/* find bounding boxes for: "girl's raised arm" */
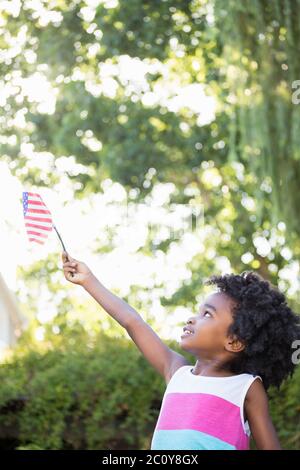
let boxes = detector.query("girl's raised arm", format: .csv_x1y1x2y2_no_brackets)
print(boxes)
62,252,188,383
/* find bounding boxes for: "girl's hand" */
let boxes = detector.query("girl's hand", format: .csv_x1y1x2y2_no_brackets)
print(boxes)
62,251,93,286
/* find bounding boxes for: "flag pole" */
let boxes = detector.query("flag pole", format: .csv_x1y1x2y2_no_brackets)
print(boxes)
53,225,74,277
53,225,67,252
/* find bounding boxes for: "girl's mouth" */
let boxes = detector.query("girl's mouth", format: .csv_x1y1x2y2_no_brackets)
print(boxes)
181,327,194,339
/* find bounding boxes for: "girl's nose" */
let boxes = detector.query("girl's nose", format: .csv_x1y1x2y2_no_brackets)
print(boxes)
187,317,195,325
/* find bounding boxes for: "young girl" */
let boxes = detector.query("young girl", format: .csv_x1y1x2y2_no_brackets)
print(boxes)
62,252,300,450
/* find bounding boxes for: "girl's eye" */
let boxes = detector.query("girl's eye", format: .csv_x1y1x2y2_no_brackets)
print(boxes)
203,311,212,318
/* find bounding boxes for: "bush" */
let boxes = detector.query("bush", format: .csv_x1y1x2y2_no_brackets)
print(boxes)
268,366,300,449
0,325,299,449
0,329,166,450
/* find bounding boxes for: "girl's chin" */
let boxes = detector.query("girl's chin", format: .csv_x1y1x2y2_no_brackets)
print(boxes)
179,338,191,350
180,333,195,342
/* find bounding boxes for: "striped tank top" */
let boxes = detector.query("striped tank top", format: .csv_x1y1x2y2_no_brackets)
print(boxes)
151,365,261,450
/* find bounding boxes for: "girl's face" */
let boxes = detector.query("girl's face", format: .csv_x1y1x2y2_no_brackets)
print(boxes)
180,292,237,357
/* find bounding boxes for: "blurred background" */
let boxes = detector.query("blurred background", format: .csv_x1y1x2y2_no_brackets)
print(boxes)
0,0,300,449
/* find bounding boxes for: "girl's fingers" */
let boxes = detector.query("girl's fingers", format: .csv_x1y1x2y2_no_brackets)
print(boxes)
63,268,76,276
63,261,77,268
62,251,77,263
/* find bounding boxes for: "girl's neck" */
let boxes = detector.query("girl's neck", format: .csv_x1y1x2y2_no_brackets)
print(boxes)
192,359,234,377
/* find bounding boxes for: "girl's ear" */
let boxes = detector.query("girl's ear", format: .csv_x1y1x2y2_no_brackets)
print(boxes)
225,335,245,353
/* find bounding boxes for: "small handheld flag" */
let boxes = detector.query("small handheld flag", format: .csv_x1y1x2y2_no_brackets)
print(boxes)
22,191,74,275
22,192,53,245
22,191,70,255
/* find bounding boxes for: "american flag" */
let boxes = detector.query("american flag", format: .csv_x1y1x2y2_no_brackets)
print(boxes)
22,192,53,245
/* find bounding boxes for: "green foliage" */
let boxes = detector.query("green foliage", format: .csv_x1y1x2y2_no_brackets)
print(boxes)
214,0,300,236
268,366,300,449
0,326,167,450
0,325,299,449
2,0,300,242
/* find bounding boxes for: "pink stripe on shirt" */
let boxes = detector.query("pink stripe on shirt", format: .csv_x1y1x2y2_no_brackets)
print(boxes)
156,392,248,450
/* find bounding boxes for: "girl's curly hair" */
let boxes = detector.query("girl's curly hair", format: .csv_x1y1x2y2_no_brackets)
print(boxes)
206,272,300,390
